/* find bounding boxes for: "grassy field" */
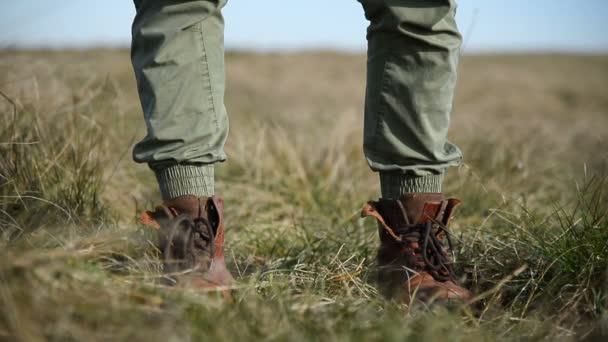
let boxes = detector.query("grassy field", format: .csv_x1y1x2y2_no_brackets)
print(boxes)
0,50,607,341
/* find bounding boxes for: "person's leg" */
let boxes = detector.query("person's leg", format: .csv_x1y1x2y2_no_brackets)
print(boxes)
359,0,472,303
359,0,462,198
131,0,233,293
131,0,228,201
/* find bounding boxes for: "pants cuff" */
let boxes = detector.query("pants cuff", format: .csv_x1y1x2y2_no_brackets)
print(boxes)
154,164,214,200
379,173,443,199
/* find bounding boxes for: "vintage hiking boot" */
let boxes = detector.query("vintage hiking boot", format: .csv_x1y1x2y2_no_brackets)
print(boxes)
361,193,472,304
139,195,234,299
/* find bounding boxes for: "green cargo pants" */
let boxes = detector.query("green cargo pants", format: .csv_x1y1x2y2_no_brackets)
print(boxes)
131,0,462,200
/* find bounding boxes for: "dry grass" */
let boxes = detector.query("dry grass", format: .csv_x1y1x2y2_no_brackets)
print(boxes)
0,49,607,341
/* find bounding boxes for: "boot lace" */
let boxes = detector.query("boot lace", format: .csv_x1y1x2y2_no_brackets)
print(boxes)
192,217,215,258
395,201,456,282
162,215,216,262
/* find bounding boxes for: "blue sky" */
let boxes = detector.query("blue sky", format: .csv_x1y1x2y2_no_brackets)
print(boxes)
1,0,607,52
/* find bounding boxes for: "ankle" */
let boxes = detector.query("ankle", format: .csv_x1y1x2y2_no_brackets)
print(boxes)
153,163,214,200
379,173,443,199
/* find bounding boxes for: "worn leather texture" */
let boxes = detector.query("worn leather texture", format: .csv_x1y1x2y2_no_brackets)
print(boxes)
140,195,234,299
361,193,472,303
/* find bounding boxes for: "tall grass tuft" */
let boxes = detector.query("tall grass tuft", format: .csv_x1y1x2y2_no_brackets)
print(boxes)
460,177,608,333
0,91,110,241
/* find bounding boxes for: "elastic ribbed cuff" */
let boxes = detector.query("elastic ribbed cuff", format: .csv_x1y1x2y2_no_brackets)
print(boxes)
154,164,214,200
379,173,443,199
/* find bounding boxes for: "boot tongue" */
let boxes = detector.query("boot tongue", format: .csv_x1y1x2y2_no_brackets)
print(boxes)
163,195,208,219
401,193,445,225
378,193,445,228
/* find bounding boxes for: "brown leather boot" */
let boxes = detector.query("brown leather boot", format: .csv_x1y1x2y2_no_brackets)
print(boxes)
139,195,234,299
361,193,472,304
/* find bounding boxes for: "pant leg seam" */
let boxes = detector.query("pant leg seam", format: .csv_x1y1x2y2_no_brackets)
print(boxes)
196,21,220,136
367,43,393,155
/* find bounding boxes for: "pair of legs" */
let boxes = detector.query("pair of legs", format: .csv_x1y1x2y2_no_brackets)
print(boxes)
132,0,471,302
131,0,462,199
